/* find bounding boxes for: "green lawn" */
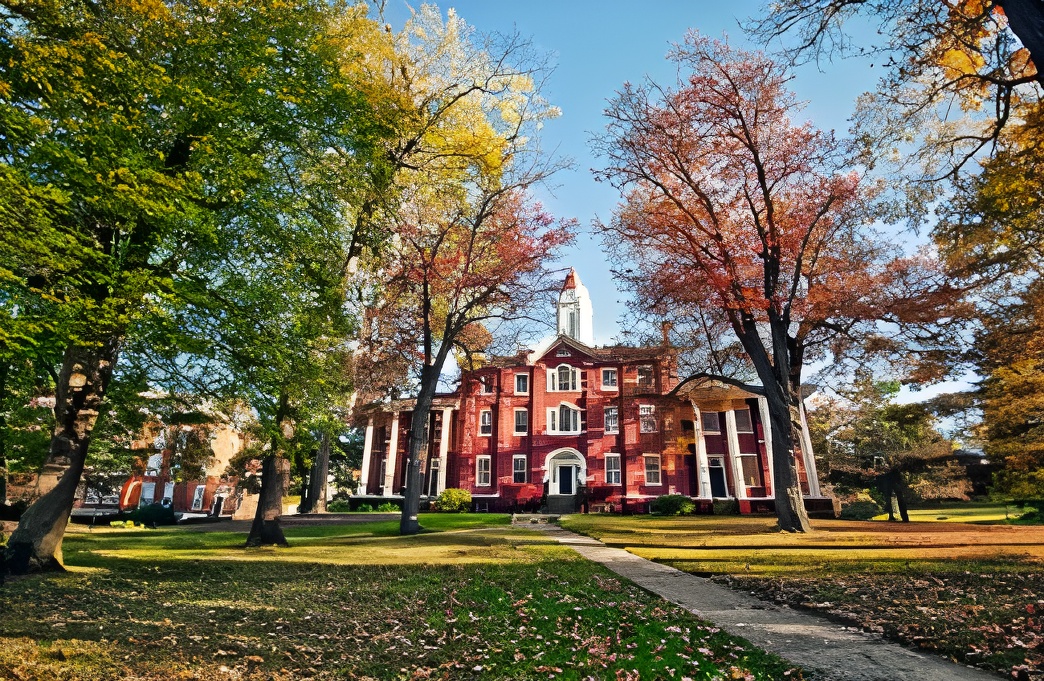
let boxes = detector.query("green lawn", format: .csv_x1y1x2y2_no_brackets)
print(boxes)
559,512,1044,679
1,514,800,680
870,501,1039,524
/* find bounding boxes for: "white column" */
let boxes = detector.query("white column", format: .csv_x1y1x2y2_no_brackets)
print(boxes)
437,407,452,494
358,416,374,495
798,398,822,496
384,412,400,494
757,397,775,493
724,409,746,499
690,401,712,499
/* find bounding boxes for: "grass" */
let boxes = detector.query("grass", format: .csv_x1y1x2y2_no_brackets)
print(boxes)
560,512,1044,678
1,514,801,680
869,500,1040,524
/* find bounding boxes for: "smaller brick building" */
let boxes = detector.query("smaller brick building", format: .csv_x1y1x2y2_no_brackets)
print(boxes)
356,270,832,515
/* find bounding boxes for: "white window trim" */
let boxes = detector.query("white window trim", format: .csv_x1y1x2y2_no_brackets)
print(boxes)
515,373,529,395
547,364,578,392
479,375,493,394
605,453,621,485
734,408,754,433
637,364,655,388
604,406,619,434
476,455,491,487
512,455,527,484
643,454,662,486
546,402,582,435
601,368,618,390
702,411,721,433
513,408,529,435
479,409,493,437
639,404,657,434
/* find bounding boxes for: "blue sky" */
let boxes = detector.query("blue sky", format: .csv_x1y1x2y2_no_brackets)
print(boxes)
384,1,875,344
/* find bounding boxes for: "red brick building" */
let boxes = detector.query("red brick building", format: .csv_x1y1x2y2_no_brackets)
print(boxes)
356,270,832,515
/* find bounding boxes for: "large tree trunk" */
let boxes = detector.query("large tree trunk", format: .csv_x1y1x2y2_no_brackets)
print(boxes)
307,431,331,514
245,454,289,547
400,365,438,536
0,360,8,506
763,385,813,532
5,342,118,573
734,315,812,533
998,0,1044,87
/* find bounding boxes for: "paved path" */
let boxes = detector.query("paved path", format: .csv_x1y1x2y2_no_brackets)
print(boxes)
523,522,999,681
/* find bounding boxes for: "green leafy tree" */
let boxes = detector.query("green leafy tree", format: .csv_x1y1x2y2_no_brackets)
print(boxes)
811,376,967,521
1,0,392,571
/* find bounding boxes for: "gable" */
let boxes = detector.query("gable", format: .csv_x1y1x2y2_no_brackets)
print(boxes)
533,335,597,365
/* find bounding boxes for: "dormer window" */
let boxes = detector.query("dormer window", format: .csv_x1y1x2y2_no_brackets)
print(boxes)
637,365,655,389
548,364,578,392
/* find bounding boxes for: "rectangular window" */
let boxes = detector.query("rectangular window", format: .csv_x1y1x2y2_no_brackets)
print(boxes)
644,454,661,486
734,409,754,433
513,455,527,484
480,409,492,436
476,456,491,486
547,405,580,434
602,368,618,389
740,455,762,487
639,405,656,433
515,373,529,395
637,365,654,389
479,375,493,394
604,406,619,434
514,408,529,435
605,454,621,485
702,411,720,433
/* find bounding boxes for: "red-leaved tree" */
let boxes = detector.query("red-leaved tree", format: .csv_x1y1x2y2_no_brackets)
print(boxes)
360,182,573,535
594,34,959,532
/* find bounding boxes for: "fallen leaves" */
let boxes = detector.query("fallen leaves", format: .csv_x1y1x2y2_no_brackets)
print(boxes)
716,567,1044,679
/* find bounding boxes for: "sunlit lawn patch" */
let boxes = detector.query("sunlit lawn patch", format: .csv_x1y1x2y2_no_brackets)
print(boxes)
1,514,799,680
560,512,1044,678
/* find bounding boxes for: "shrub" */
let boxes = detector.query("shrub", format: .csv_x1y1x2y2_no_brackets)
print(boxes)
435,488,471,513
355,503,374,513
650,494,696,516
327,499,351,513
712,499,739,516
840,499,883,521
376,502,399,512
125,503,177,526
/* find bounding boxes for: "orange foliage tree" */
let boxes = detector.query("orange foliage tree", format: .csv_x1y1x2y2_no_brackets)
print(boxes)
595,35,959,532
362,185,573,534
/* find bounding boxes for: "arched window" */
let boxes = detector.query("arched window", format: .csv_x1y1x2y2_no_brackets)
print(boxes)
548,364,578,391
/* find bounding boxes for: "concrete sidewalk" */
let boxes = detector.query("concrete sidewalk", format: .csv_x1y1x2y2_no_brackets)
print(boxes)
525,522,999,681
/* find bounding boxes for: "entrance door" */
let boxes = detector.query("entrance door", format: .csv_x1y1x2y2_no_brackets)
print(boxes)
557,465,575,495
685,448,697,496
708,457,728,498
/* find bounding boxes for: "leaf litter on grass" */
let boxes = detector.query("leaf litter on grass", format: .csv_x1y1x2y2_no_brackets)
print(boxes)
714,566,1044,680
0,520,802,680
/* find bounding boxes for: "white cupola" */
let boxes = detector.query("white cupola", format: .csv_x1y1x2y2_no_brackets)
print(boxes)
557,268,594,345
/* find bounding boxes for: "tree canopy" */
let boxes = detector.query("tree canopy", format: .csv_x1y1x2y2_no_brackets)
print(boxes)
595,34,961,531
1,0,397,569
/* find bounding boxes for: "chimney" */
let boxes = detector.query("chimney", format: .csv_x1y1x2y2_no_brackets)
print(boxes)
661,321,673,346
